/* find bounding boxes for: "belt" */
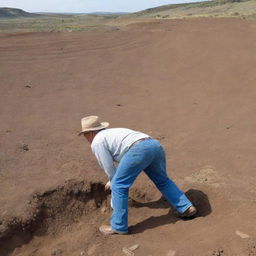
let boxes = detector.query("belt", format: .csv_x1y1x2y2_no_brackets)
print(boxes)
129,137,151,149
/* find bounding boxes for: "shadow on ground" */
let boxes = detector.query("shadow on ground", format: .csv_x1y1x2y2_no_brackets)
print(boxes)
130,189,211,234
185,189,212,217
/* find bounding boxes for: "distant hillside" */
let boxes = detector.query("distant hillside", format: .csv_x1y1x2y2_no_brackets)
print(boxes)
1,0,256,32
136,0,248,14
128,0,256,19
88,12,129,15
0,7,40,18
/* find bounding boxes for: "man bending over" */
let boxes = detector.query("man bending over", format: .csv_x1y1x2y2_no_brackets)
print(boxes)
79,115,196,235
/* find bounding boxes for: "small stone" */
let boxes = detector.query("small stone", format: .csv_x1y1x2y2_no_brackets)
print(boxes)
100,206,107,214
156,135,165,141
80,251,86,256
128,244,139,251
211,248,224,256
22,144,29,151
25,85,32,88
18,144,30,152
122,247,134,256
51,249,63,256
166,250,176,256
235,230,250,239
116,104,122,107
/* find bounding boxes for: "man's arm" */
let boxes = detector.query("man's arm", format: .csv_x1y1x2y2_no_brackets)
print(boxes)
92,142,116,182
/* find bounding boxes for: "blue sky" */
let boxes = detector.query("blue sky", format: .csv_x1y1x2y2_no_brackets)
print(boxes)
0,0,204,13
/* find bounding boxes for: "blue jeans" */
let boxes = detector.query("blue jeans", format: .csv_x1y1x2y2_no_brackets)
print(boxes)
110,139,192,232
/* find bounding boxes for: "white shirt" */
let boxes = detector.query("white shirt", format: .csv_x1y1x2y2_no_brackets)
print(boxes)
91,128,150,181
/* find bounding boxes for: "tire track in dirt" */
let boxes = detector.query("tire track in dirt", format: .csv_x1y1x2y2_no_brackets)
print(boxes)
0,32,156,63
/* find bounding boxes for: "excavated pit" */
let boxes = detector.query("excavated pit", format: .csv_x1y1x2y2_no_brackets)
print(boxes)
0,177,211,256
0,180,110,256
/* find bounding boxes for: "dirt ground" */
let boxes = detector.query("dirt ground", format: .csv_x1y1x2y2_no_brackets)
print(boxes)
0,18,256,256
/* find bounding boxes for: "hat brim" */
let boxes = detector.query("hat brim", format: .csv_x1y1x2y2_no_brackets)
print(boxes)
78,122,109,136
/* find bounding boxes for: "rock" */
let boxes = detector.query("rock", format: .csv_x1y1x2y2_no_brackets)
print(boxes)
128,244,139,251
122,247,134,256
22,144,29,151
156,135,165,141
18,144,29,152
235,230,250,239
51,249,63,256
100,206,107,214
166,250,176,256
211,248,224,256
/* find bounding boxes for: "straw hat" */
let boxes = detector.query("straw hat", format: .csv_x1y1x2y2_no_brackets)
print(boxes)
78,116,109,136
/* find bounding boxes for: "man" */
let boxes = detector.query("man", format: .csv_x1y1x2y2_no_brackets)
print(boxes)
79,115,196,235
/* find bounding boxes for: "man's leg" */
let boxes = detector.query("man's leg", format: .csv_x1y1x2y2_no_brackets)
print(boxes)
144,141,193,214
110,140,155,232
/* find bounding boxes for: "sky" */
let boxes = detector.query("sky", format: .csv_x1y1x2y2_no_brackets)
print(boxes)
0,0,204,13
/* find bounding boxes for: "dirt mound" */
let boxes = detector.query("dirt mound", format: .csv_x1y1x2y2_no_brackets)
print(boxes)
0,180,109,256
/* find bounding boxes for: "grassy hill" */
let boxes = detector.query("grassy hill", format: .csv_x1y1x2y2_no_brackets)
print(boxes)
0,7,40,18
0,1,256,32
130,0,256,19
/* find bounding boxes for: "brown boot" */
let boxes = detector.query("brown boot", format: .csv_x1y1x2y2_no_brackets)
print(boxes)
99,225,128,235
175,205,197,218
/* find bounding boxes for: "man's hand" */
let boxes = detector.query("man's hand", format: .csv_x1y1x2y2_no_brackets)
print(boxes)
105,181,111,191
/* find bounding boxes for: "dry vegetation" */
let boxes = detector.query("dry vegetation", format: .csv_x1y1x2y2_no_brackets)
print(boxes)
1,0,256,33
0,14,119,33
132,0,256,19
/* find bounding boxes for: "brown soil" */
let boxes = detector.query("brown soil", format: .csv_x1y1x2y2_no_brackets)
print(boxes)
0,18,256,256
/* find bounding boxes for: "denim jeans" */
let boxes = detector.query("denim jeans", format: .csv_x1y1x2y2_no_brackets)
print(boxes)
110,139,192,232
